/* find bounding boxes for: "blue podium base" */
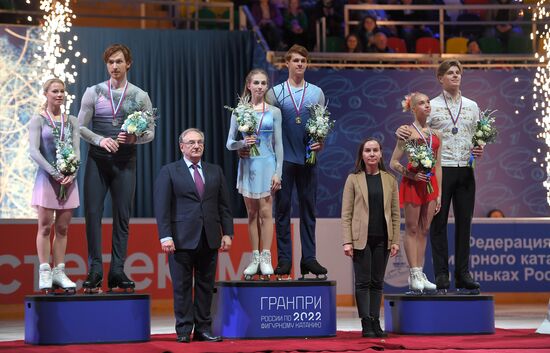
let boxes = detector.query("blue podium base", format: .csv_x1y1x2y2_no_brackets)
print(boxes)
384,294,495,334
25,293,150,345
213,280,336,338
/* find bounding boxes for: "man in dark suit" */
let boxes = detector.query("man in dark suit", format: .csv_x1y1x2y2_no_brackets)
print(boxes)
154,128,233,343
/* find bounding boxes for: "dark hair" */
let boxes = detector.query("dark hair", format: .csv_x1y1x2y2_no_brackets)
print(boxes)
487,209,505,218
241,68,269,98
285,44,309,62
345,33,363,52
437,59,463,79
353,137,386,174
103,44,132,66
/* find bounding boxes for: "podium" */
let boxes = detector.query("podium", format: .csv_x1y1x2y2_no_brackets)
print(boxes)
384,294,495,334
25,293,150,345
213,280,336,338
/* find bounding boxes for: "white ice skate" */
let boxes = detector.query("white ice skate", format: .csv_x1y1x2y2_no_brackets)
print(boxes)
243,251,260,280
39,263,52,292
52,263,76,294
419,272,437,292
259,250,274,279
407,271,424,294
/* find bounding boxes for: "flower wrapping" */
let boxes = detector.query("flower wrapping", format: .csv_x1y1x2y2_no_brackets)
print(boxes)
54,138,80,202
404,140,436,193
469,109,498,168
225,95,260,156
121,109,158,137
304,103,335,165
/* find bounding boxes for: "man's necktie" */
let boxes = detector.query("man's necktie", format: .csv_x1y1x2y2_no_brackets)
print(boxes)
191,164,204,198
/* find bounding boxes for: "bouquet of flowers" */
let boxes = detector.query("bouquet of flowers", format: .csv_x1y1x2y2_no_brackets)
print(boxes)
54,140,80,201
225,95,260,157
121,108,158,137
404,140,436,194
305,103,335,165
469,109,498,167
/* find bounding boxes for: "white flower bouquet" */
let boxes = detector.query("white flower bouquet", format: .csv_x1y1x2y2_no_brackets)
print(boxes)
404,140,436,193
225,95,260,156
121,109,158,137
305,103,335,165
469,109,498,167
54,140,80,201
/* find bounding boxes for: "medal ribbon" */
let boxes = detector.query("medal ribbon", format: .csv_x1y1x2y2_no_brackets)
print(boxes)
45,110,65,141
443,93,462,130
411,123,432,150
107,79,129,123
286,80,306,118
255,101,266,135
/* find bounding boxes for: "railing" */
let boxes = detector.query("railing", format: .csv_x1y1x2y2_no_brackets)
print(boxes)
0,0,234,30
343,3,541,54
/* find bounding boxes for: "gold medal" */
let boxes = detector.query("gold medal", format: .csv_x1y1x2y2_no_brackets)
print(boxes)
296,116,301,124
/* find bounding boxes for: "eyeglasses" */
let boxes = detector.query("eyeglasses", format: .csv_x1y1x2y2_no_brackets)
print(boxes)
182,140,204,146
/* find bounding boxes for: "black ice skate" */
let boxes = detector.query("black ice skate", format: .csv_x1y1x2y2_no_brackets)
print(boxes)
299,259,327,280
108,272,135,293
274,261,292,281
435,274,450,295
455,273,480,295
83,272,103,294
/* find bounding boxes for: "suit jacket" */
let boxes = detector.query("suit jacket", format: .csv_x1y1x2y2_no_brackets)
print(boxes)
341,170,400,250
154,159,233,250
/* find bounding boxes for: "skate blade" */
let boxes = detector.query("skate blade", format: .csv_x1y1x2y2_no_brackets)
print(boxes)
455,288,480,295
276,275,292,281
405,290,424,296
107,287,135,294
298,274,328,281
40,288,53,295
51,285,77,295
83,287,103,294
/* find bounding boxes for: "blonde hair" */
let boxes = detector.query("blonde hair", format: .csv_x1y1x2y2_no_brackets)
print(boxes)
41,78,65,110
401,92,428,113
241,68,269,98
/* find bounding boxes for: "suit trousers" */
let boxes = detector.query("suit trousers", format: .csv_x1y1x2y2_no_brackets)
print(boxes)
352,236,389,319
169,233,218,336
84,152,136,275
430,166,476,278
275,161,318,264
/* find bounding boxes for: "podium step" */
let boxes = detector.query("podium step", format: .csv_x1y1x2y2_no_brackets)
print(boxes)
25,293,150,344
384,294,495,334
213,280,336,338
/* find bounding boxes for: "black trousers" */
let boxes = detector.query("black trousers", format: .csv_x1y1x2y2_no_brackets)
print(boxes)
169,234,218,336
84,152,136,275
275,161,318,264
430,166,476,278
353,237,389,319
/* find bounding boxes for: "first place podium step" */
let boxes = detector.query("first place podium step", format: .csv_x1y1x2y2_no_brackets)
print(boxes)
25,293,150,345
213,280,337,339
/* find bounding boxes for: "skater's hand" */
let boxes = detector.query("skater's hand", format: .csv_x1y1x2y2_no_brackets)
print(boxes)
271,174,281,193
396,125,411,140
343,243,353,258
472,145,484,158
435,196,441,215
220,235,232,251
100,137,119,153
244,135,257,146
117,132,137,144
310,142,324,152
60,174,75,185
161,239,176,254
238,147,250,159
390,244,399,257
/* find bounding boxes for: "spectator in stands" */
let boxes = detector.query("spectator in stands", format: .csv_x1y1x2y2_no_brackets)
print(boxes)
388,0,433,53
485,0,523,51
250,0,285,50
367,32,394,53
357,15,382,51
284,0,309,48
345,33,363,53
311,0,344,40
487,209,505,218
467,39,482,54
